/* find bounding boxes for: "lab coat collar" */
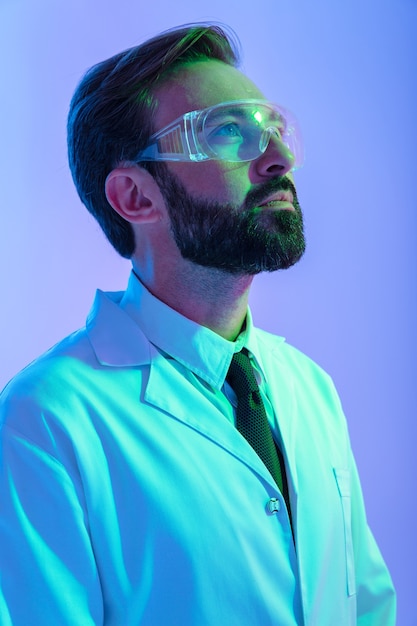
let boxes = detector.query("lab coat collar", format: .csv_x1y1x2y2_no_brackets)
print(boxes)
86,271,286,390
86,288,152,367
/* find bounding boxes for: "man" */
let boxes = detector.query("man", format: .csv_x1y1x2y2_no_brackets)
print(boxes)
0,24,395,625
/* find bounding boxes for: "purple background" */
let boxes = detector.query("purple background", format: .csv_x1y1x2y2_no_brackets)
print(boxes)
1,0,415,622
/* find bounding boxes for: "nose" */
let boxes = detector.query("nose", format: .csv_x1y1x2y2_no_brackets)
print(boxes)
252,128,295,178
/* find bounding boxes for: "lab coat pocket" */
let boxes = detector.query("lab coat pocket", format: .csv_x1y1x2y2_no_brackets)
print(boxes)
333,467,356,597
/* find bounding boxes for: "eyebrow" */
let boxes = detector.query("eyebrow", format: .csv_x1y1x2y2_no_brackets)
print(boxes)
207,106,251,122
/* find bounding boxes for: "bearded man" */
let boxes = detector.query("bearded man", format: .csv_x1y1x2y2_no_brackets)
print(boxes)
0,23,395,626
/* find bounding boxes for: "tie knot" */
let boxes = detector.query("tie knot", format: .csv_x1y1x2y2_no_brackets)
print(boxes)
226,349,258,396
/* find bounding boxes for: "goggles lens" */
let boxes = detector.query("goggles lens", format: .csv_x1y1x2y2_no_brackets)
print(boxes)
136,100,303,168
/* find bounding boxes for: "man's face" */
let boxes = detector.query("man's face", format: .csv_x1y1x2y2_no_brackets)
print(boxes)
150,60,305,274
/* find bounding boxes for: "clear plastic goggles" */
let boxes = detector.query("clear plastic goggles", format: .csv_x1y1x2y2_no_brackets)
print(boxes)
135,99,304,168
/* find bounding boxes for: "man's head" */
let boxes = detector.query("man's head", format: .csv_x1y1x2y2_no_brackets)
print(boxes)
68,24,305,273
67,24,240,259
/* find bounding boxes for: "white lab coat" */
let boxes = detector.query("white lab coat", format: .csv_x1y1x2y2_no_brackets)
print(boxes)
0,285,395,625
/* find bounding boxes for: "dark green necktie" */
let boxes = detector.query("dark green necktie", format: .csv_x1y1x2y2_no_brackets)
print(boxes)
227,349,290,511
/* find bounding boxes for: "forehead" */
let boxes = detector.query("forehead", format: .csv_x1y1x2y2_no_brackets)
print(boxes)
153,59,266,128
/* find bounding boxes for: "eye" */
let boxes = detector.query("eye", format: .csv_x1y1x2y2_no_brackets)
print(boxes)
209,122,243,140
277,117,287,136
265,111,286,136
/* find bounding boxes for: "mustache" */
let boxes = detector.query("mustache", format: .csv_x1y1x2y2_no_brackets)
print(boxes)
243,176,297,211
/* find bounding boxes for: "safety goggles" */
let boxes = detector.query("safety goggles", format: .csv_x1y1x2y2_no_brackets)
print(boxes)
134,99,304,168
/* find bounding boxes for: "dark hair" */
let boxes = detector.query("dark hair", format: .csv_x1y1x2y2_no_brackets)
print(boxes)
67,23,241,258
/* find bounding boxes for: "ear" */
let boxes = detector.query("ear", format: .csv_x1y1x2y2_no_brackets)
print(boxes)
105,166,164,224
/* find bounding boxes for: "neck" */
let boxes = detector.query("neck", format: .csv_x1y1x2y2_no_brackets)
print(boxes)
132,260,254,341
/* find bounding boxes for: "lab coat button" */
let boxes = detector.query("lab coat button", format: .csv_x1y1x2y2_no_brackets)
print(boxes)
266,498,281,514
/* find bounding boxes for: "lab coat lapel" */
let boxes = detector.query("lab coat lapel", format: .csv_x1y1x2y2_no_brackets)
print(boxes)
87,290,284,491
255,338,301,508
145,351,280,491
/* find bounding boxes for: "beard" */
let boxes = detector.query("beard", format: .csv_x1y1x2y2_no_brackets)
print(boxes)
151,164,306,275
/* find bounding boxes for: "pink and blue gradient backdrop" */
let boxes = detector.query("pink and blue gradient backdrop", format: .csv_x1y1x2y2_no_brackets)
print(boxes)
1,0,415,622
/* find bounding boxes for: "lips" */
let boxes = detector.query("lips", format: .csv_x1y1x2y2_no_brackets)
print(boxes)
259,190,294,206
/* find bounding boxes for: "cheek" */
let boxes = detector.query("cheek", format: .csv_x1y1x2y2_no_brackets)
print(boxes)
167,162,251,204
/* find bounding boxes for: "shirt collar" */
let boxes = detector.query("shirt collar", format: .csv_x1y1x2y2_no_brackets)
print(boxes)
119,271,261,389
